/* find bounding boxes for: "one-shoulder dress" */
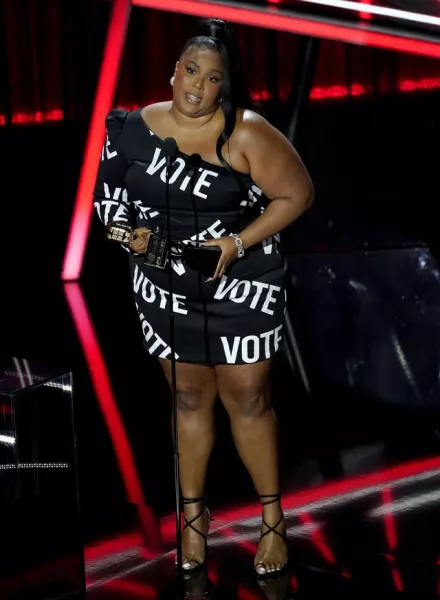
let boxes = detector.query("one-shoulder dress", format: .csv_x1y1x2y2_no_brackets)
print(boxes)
93,108,286,365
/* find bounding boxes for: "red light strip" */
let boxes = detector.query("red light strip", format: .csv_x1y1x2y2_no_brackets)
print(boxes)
299,512,337,564
381,488,404,592
61,0,132,281
209,567,219,584
132,0,440,59
63,282,162,553
9,109,63,124
290,574,299,591
85,532,142,562
386,554,404,591
221,526,258,554
0,75,438,131
190,456,440,530
0,110,64,126
298,0,440,28
381,488,397,551
310,82,365,99
399,77,440,92
359,0,372,21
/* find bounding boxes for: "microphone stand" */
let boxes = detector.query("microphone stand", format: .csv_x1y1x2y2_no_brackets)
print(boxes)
164,148,182,576
187,155,211,364
106,140,183,579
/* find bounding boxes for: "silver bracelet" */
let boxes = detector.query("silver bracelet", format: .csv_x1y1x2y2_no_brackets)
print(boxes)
231,233,245,258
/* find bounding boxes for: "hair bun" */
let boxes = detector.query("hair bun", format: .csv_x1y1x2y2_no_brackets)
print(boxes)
192,18,238,48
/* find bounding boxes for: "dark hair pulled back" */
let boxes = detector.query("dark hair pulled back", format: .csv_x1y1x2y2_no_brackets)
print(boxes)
181,18,252,168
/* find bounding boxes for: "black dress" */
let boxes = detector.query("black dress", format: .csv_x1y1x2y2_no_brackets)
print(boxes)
93,108,285,364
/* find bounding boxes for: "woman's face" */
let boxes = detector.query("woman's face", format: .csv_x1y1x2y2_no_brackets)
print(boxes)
173,47,224,118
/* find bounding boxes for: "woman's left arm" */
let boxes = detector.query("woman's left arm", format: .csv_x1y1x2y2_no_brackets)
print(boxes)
237,118,313,249
204,117,314,279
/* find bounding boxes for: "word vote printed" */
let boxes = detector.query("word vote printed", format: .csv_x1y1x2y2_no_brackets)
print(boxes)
101,133,118,161
221,325,283,364
146,148,219,198
136,304,179,360
214,275,281,316
133,264,187,315
94,184,129,226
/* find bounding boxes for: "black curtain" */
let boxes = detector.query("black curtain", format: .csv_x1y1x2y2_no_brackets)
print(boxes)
0,0,108,124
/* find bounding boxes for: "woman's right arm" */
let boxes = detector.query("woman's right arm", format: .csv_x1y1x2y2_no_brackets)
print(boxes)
93,109,150,254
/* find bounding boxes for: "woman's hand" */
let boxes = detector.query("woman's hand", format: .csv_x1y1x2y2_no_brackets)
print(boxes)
128,227,151,254
203,236,239,280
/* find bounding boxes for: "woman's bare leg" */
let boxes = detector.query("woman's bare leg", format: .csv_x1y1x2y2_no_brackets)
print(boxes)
159,359,218,570
215,360,286,575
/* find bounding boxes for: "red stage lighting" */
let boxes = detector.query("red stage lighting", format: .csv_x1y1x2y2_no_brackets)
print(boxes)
132,0,440,59
381,488,404,592
62,0,132,281
64,281,162,554
359,0,372,20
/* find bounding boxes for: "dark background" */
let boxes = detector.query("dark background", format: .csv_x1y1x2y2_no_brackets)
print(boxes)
1,0,440,551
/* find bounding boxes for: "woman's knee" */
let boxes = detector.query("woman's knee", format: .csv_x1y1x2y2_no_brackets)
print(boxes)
159,359,217,413
220,381,271,417
176,386,216,413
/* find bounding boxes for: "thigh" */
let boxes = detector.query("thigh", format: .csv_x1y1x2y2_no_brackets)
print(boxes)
159,359,218,409
215,359,273,403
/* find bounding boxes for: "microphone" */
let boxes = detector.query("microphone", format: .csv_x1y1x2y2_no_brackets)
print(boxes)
186,153,202,179
163,137,178,168
162,137,179,249
163,137,178,249
186,154,202,243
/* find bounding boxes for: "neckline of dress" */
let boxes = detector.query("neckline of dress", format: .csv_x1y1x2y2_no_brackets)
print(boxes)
135,108,251,178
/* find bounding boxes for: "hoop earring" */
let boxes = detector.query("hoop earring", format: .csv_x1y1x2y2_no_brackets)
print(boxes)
170,76,175,86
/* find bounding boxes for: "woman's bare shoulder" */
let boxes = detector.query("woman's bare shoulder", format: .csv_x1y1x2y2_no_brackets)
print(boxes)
234,108,281,143
236,107,267,125
140,101,172,122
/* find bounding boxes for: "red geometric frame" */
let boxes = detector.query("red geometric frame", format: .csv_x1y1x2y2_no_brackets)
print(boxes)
62,0,132,281
61,0,440,281
64,281,163,554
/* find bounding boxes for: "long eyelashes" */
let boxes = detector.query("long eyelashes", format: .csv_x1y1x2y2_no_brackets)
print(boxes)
185,68,221,84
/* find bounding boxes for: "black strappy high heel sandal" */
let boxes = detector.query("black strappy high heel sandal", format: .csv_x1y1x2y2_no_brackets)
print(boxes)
182,566,214,597
254,493,288,579
177,496,210,574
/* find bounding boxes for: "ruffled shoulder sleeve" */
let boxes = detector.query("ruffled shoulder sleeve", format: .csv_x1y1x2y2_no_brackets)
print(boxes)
104,108,129,156
93,108,135,228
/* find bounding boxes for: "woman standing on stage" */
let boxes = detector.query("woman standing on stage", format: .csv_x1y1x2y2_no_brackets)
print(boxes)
93,18,313,577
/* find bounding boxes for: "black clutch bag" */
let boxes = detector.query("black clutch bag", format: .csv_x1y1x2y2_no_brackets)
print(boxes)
181,243,221,278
